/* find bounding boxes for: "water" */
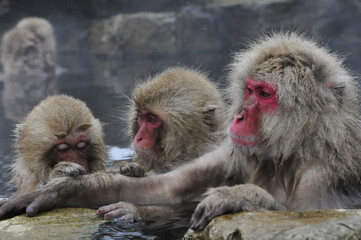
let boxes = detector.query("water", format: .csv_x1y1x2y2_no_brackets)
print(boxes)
93,203,197,240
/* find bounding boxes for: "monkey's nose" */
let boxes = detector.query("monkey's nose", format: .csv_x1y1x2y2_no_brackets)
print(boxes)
234,111,245,122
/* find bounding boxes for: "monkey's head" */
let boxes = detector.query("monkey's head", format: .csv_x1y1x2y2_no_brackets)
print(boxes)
17,17,56,52
129,67,225,172
227,33,360,174
16,95,107,175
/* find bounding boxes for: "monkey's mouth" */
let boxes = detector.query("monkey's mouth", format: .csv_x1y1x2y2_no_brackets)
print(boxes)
230,133,257,147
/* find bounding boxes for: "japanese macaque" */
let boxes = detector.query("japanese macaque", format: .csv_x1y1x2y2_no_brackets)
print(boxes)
1,17,57,121
118,67,226,177
1,17,56,77
2,33,361,232
10,95,106,196
101,67,225,219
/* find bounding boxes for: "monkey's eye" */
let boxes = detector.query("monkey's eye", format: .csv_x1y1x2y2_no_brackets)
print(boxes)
149,115,160,124
260,91,271,98
76,141,88,149
246,88,253,94
56,143,69,152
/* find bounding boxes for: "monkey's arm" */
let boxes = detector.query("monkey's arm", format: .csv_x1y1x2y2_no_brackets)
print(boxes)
190,184,286,230
0,144,231,218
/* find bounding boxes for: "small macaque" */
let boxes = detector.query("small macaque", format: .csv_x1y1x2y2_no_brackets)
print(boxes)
1,33,361,233
117,67,226,177
10,95,106,197
100,67,225,219
1,17,57,121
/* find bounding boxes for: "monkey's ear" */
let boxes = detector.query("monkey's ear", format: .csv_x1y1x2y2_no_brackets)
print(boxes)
324,82,345,107
203,108,217,130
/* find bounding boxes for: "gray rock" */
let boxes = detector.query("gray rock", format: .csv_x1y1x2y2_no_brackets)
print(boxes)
90,12,177,56
0,208,106,240
184,209,361,240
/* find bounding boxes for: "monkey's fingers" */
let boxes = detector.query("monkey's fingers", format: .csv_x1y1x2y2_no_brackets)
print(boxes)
190,204,207,230
104,208,130,219
26,192,58,217
0,194,35,219
0,199,8,207
96,202,120,215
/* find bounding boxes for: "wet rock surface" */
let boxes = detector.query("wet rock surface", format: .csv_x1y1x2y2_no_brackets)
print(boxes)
0,208,105,240
184,209,361,240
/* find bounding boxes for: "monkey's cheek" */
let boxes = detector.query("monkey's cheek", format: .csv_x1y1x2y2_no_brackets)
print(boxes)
230,134,257,148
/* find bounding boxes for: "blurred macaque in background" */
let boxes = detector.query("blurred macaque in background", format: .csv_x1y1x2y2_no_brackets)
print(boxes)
0,17,57,121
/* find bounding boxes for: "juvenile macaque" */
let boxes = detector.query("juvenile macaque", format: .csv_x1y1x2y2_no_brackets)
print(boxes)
2,33,361,232
10,95,106,196
118,67,225,176
101,67,225,219
1,17,57,121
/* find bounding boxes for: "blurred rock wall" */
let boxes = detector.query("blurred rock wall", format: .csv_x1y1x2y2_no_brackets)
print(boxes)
0,0,359,93
0,0,359,147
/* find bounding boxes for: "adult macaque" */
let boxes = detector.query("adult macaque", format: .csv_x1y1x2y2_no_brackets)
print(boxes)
16,17,57,74
1,33,361,232
1,17,57,121
117,67,225,177
1,17,56,77
10,95,106,196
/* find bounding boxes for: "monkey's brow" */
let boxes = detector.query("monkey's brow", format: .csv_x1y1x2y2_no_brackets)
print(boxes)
54,134,66,139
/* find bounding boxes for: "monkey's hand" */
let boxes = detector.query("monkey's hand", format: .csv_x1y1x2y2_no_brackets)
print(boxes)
118,162,145,177
0,187,58,219
96,201,141,221
190,184,286,230
0,199,8,207
49,162,86,179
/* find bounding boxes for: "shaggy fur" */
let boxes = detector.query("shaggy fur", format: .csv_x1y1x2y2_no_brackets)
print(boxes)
227,32,361,201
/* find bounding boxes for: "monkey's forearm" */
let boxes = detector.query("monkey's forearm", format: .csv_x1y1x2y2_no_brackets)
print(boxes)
50,145,230,208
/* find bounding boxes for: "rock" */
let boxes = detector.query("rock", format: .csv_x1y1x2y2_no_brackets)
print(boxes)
90,12,177,56
184,209,361,240
0,208,106,240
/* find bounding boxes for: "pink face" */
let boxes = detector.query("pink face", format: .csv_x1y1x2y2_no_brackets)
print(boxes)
53,134,90,172
229,78,278,147
133,111,163,159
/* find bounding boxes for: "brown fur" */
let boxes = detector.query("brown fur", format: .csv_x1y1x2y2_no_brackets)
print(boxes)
1,33,361,231
11,95,107,196
128,67,226,174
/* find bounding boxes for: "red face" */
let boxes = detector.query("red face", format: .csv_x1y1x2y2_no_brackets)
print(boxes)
53,134,90,172
133,111,163,159
229,78,278,147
